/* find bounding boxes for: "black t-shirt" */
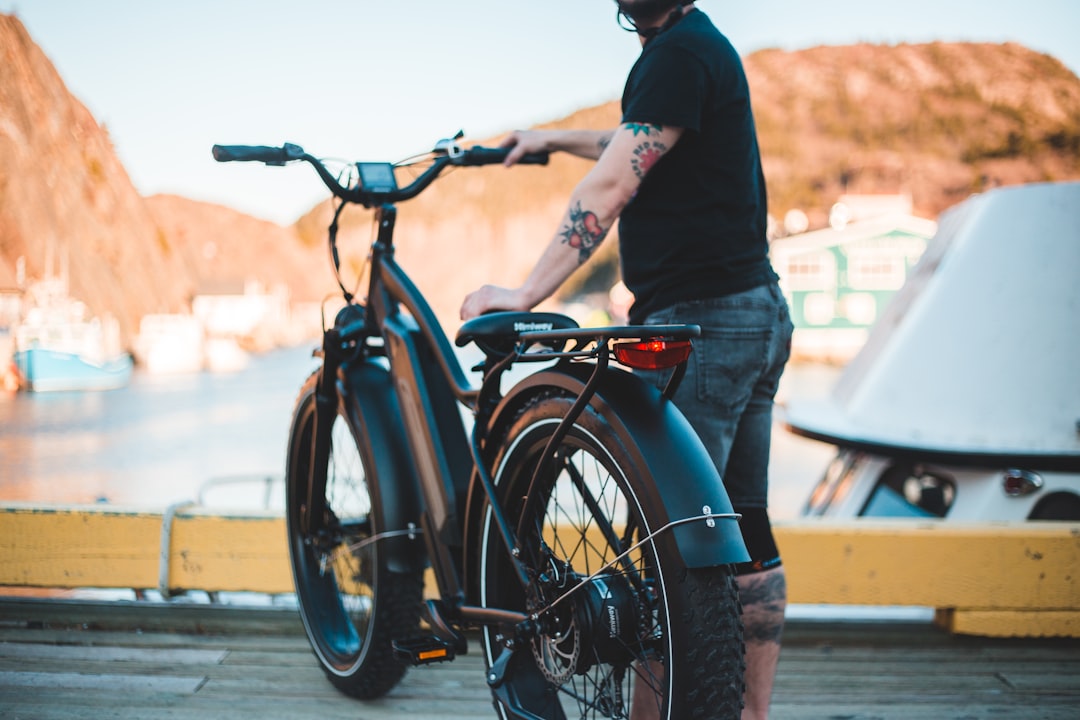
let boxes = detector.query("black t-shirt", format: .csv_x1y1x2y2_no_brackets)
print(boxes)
619,9,776,323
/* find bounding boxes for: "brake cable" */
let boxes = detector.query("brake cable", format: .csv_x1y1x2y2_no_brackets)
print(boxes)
327,197,353,303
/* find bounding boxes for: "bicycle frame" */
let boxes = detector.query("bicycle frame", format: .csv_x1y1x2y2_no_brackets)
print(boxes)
314,197,750,638
216,138,751,717
212,136,748,614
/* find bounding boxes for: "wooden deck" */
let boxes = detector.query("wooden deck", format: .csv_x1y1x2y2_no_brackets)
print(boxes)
1,599,1078,719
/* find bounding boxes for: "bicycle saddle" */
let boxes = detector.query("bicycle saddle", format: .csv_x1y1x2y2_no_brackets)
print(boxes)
455,311,579,355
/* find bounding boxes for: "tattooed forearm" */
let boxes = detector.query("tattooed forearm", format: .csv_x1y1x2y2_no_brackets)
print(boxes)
631,140,667,179
598,135,611,154
559,202,608,264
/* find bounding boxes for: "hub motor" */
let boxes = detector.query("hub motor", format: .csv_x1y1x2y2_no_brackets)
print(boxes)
527,569,643,684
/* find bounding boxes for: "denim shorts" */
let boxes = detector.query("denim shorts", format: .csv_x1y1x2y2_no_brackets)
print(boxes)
638,282,793,509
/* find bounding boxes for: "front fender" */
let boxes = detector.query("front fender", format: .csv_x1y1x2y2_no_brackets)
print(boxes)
340,358,426,573
467,362,749,573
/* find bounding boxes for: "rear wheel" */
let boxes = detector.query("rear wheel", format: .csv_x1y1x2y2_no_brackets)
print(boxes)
285,371,423,698
480,395,745,719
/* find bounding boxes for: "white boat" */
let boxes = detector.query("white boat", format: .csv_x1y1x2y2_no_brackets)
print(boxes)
785,182,1080,521
12,280,132,392
203,336,249,374
133,314,205,375
1,288,21,391
133,315,251,375
13,346,132,392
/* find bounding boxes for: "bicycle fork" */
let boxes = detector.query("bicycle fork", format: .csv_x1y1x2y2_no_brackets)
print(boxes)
302,325,344,540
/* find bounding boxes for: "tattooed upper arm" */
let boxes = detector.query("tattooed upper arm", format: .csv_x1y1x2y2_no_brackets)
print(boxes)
618,122,678,180
624,122,663,136
630,139,668,179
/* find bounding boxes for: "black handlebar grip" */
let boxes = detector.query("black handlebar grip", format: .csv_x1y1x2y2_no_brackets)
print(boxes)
212,144,295,164
459,147,549,166
517,151,550,165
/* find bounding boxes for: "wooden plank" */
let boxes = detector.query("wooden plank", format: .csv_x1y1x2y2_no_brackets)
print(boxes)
0,600,1078,720
770,703,1080,720
0,596,305,636
0,670,205,693
0,643,226,664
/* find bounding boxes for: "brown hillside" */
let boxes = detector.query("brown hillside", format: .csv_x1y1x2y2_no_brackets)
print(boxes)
144,194,329,305
0,14,187,341
302,42,1080,327
0,14,331,347
747,42,1080,225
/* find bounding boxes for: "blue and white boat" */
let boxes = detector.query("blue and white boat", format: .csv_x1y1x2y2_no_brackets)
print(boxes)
13,346,132,392
12,280,132,392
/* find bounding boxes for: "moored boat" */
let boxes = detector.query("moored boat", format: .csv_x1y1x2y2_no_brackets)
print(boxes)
12,279,132,392
133,313,205,375
13,346,132,392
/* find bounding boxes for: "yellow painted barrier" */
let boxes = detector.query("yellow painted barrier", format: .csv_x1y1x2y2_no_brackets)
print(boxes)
0,503,290,594
775,520,1080,607
774,520,1080,637
1,504,1077,636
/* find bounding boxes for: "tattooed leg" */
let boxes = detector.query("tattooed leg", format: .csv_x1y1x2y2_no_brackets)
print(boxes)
737,566,786,720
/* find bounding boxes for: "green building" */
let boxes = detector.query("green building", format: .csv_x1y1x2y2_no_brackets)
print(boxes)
771,209,937,364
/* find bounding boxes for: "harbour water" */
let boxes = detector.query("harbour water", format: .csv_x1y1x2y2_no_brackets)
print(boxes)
0,344,839,520
0,344,321,508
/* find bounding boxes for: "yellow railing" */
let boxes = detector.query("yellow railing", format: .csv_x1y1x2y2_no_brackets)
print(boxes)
1,502,1076,637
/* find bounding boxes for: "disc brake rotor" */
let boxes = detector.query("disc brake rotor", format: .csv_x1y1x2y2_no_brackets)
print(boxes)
526,566,642,685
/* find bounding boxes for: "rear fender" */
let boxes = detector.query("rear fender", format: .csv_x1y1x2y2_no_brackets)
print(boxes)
464,362,749,581
340,358,427,573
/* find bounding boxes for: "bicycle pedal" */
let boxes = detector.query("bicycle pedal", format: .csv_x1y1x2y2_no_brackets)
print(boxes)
392,636,456,666
421,599,469,655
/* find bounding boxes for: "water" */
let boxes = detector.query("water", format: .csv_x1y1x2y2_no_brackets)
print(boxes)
0,346,840,520
0,345,321,507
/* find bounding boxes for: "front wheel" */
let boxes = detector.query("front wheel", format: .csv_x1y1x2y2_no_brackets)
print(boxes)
285,370,424,699
480,394,745,719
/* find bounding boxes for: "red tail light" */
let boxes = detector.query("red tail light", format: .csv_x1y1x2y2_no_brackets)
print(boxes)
613,339,693,370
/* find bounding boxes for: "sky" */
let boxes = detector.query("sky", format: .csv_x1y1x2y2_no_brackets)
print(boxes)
4,0,1079,226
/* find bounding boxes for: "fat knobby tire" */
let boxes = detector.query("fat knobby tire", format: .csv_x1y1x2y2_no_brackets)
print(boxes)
481,392,745,719
286,370,424,700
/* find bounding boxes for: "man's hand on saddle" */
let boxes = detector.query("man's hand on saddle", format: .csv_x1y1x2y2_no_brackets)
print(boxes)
460,284,531,321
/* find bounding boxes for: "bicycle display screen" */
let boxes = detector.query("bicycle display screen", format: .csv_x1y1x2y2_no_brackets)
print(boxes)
356,162,398,193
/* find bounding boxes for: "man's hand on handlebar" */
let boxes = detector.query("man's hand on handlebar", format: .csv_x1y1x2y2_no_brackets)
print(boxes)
498,130,550,167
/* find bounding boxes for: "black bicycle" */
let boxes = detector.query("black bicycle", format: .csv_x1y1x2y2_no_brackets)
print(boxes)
213,133,748,719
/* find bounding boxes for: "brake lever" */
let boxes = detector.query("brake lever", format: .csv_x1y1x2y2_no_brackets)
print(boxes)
266,143,306,167
433,129,466,158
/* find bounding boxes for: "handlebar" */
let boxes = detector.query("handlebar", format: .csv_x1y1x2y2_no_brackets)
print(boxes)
210,137,548,208
211,143,304,165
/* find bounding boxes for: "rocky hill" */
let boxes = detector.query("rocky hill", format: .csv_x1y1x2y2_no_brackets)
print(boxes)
747,41,1080,224
2,11,1079,338
305,42,1080,326
0,14,328,346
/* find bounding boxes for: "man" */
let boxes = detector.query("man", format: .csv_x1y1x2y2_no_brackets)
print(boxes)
460,2,791,718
